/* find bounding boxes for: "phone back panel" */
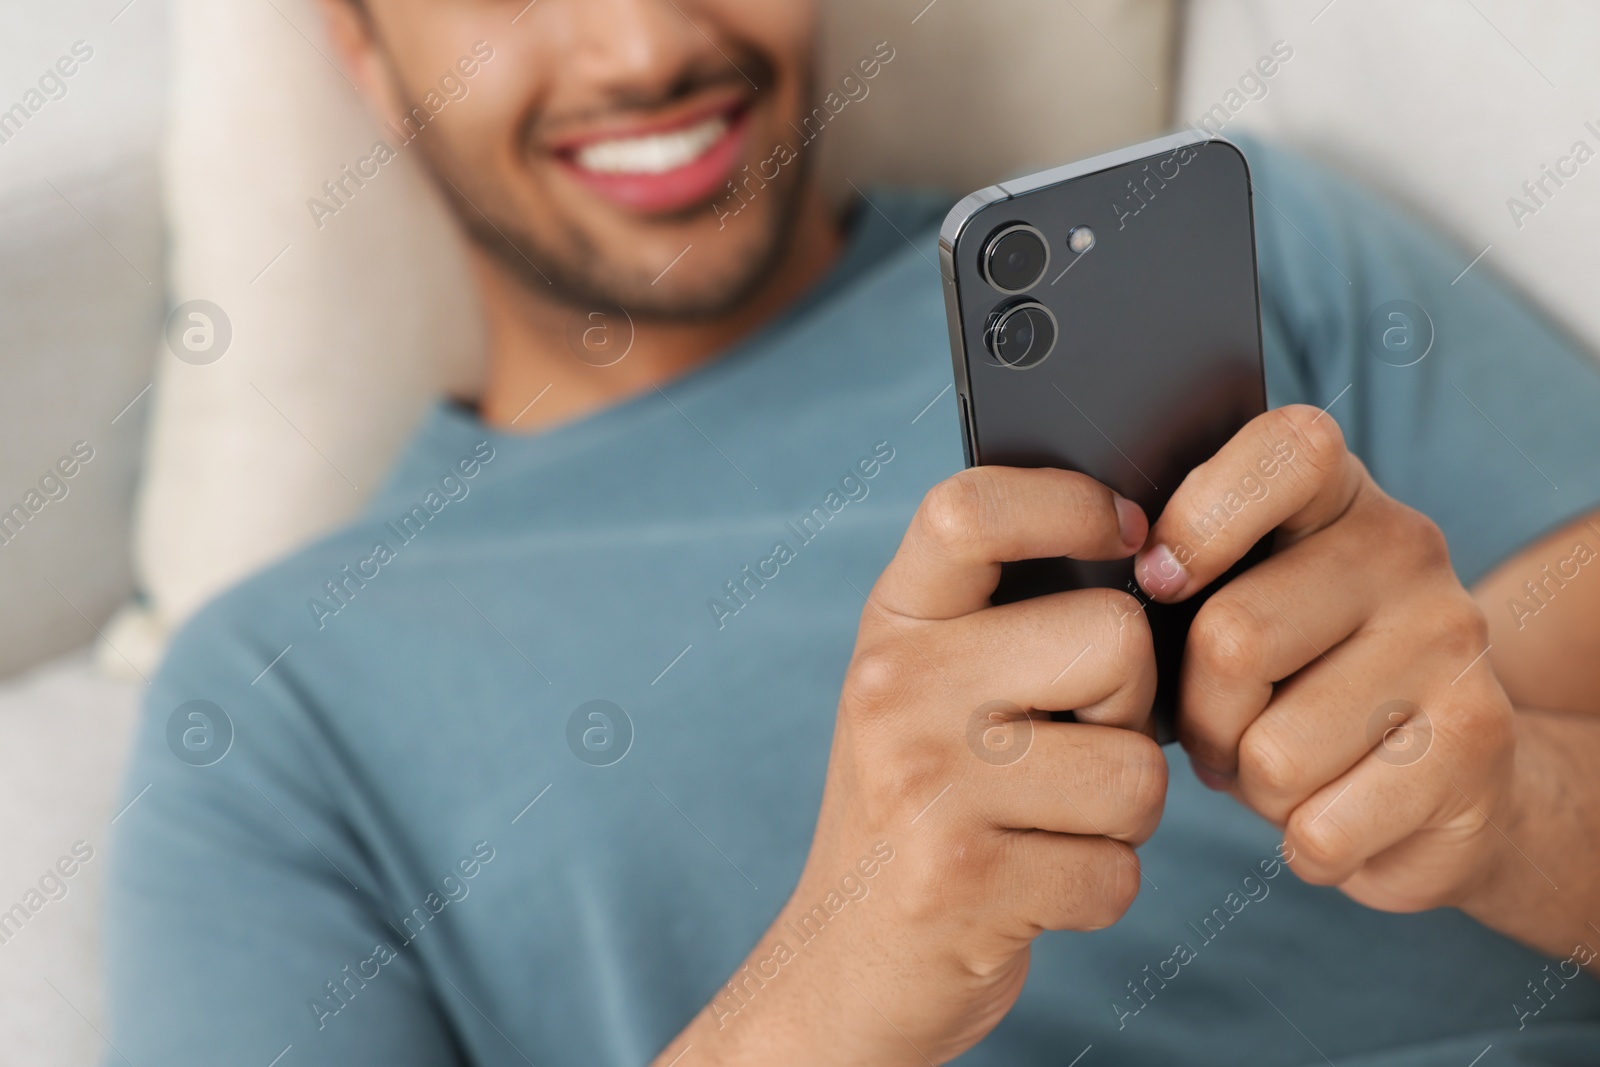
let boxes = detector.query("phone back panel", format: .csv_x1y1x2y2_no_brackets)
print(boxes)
940,135,1267,738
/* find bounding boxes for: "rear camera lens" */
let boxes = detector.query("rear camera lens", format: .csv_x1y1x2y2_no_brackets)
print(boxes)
982,225,1049,293
987,302,1057,369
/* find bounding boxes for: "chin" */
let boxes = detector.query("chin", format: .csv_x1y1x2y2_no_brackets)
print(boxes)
617,196,805,319
468,157,809,321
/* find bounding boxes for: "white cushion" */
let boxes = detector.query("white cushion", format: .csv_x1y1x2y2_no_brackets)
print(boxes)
128,0,486,658
1178,0,1600,361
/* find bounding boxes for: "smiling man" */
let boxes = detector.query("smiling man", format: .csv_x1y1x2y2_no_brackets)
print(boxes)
105,1,1600,1065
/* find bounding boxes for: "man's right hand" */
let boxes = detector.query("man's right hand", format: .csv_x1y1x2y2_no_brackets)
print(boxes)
658,467,1168,1066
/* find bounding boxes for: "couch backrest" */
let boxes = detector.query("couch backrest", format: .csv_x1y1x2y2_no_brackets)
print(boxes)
0,2,167,679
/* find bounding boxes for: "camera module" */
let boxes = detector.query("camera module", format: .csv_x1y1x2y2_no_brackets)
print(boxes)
982,224,1049,293
986,301,1057,369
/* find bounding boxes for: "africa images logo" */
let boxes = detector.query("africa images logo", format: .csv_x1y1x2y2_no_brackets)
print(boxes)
165,700,234,767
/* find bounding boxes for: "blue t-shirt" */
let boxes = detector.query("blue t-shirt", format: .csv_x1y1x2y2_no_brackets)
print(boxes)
107,138,1600,1066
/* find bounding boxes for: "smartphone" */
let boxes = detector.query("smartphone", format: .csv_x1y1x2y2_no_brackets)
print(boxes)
938,132,1269,743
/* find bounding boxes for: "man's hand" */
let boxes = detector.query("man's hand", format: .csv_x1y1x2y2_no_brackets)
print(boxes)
656,467,1167,1066
1133,404,1517,915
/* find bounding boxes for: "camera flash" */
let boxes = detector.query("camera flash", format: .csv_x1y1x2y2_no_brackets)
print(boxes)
1068,226,1095,254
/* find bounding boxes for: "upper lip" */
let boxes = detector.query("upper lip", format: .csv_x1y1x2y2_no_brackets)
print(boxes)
545,90,749,155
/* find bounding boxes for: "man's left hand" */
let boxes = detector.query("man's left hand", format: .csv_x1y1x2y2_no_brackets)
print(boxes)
1134,404,1516,915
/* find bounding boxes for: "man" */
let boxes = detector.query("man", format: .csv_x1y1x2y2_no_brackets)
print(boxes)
107,1,1600,1064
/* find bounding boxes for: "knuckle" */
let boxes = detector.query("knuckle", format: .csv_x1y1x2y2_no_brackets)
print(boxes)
1189,593,1268,684
1120,734,1169,834
1085,843,1141,924
918,470,991,556
1237,726,1302,797
1285,810,1351,881
1392,504,1452,572
842,647,914,721
1434,595,1490,659
1274,404,1348,481
1110,848,1143,914
1100,588,1154,656
1065,732,1167,840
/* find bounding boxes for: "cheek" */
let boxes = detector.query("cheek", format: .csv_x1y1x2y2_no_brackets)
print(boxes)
701,0,817,80
408,52,536,205
377,6,532,154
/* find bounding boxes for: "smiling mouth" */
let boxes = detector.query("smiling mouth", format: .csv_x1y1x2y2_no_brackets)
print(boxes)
552,99,752,216
572,109,736,175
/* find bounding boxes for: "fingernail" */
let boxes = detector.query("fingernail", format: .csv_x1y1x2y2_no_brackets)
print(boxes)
1189,758,1235,792
1136,544,1188,599
1114,495,1147,552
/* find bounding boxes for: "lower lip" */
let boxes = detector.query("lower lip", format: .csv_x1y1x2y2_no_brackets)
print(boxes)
555,108,750,215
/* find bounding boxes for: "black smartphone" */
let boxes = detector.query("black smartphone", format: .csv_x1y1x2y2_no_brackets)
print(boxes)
938,132,1269,743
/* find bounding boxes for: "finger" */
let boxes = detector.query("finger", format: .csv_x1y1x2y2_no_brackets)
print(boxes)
1281,684,1511,891
1133,404,1366,603
1178,530,1378,780
873,466,1146,621
971,722,1168,844
840,587,1155,758
1281,753,1447,889
941,586,1157,732
993,832,1145,935
1227,632,1409,821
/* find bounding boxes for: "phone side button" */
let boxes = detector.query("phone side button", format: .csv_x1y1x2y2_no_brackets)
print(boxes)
957,391,976,468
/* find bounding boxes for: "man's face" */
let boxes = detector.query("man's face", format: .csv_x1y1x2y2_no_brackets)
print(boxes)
352,0,820,319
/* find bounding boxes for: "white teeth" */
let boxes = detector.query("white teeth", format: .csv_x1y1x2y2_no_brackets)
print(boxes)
573,114,730,175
